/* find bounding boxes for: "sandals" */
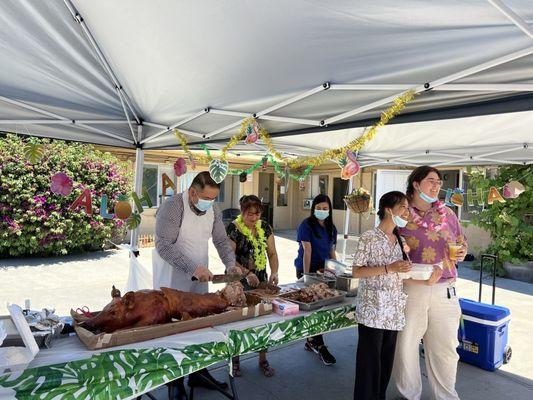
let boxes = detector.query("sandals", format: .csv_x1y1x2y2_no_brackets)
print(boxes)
259,360,275,377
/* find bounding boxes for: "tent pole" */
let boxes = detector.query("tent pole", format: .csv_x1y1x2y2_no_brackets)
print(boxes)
326,45,533,125
116,88,138,144
205,83,329,139
341,176,354,263
62,0,140,124
488,0,533,40
130,125,144,253
140,109,208,144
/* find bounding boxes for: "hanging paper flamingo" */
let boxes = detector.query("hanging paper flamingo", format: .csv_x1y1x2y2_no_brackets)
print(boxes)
244,120,259,144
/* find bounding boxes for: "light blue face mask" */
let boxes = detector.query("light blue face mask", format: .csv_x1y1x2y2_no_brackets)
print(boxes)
314,209,329,220
419,191,439,204
392,214,409,228
196,197,214,212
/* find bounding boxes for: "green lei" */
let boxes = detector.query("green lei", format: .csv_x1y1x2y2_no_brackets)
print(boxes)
235,215,268,271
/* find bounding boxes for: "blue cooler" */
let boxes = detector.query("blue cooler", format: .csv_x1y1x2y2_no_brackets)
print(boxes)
458,298,511,371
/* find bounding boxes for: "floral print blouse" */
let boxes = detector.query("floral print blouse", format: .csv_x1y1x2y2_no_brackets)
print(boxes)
352,228,407,331
400,204,466,282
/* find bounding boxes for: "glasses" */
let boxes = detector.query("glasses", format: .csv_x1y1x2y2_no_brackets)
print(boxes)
423,178,443,186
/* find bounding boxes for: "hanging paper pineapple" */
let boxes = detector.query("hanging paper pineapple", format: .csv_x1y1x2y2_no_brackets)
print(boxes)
114,195,132,220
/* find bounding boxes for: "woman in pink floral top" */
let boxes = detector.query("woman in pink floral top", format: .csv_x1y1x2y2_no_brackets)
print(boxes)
393,166,467,400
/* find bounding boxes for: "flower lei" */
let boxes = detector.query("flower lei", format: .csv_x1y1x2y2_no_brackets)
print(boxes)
235,215,268,271
409,201,448,232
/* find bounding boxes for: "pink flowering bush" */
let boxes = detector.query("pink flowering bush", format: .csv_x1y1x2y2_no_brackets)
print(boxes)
0,134,132,256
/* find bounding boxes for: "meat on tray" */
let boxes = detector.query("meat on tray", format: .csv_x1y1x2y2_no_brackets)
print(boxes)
77,282,246,334
283,283,337,303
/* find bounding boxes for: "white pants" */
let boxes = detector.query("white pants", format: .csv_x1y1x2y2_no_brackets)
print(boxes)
393,281,461,400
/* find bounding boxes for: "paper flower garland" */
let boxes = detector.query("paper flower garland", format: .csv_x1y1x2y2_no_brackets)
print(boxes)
173,157,187,177
50,172,73,196
209,159,229,183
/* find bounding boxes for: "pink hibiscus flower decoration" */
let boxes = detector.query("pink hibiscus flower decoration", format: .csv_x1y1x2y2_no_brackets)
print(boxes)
50,172,73,196
174,158,187,177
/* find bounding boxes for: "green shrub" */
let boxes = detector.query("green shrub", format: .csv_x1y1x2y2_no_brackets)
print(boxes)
466,165,532,275
0,134,132,257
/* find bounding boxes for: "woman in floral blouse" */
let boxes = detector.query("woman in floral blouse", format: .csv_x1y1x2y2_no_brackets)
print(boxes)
227,195,279,377
352,191,412,400
393,166,467,400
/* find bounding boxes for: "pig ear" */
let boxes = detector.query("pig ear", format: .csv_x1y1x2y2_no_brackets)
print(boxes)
123,292,135,309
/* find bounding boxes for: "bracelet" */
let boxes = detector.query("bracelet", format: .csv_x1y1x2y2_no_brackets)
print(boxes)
384,265,389,274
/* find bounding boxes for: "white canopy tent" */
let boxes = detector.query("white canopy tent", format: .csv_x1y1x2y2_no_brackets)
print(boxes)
1,0,532,251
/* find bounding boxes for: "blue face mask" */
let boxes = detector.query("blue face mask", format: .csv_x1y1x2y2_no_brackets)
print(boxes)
314,209,329,220
196,197,214,212
392,214,409,228
419,191,439,204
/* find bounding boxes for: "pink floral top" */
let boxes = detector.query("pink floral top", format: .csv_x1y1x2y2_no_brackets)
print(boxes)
399,202,466,282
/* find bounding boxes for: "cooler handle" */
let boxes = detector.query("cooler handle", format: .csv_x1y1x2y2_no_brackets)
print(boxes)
479,254,497,305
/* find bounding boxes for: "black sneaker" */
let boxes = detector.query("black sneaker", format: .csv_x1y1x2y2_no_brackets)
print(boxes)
318,345,336,366
304,340,319,354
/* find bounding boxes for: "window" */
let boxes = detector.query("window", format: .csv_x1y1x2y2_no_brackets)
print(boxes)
332,178,349,210
142,164,158,207
216,179,225,203
309,174,329,198
277,180,288,207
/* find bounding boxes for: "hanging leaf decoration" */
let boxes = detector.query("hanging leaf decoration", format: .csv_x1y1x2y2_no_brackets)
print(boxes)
24,143,44,164
126,212,142,230
209,159,229,184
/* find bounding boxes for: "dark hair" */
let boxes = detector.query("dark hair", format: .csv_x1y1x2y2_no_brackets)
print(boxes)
377,190,409,261
239,195,263,213
307,194,336,241
406,166,442,199
190,171,220,190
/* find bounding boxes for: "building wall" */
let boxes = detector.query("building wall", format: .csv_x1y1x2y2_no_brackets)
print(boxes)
107,145,494,256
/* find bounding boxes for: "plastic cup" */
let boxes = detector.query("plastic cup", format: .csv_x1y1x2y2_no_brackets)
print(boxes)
448,242,463,261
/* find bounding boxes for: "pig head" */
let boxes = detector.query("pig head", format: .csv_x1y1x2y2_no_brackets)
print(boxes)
81,289,171,333
80,287,232,334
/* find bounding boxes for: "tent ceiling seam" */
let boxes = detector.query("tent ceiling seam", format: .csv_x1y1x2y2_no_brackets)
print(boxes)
62,0,142,127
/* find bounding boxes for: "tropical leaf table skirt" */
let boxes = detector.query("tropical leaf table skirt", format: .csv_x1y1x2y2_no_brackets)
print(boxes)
0,303,356,399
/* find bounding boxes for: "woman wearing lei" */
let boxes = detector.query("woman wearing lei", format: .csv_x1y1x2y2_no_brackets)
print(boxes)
393,166,467,400
226,194,279,377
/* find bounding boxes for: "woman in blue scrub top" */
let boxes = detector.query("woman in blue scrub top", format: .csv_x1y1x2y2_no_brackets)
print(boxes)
294,194,338,365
